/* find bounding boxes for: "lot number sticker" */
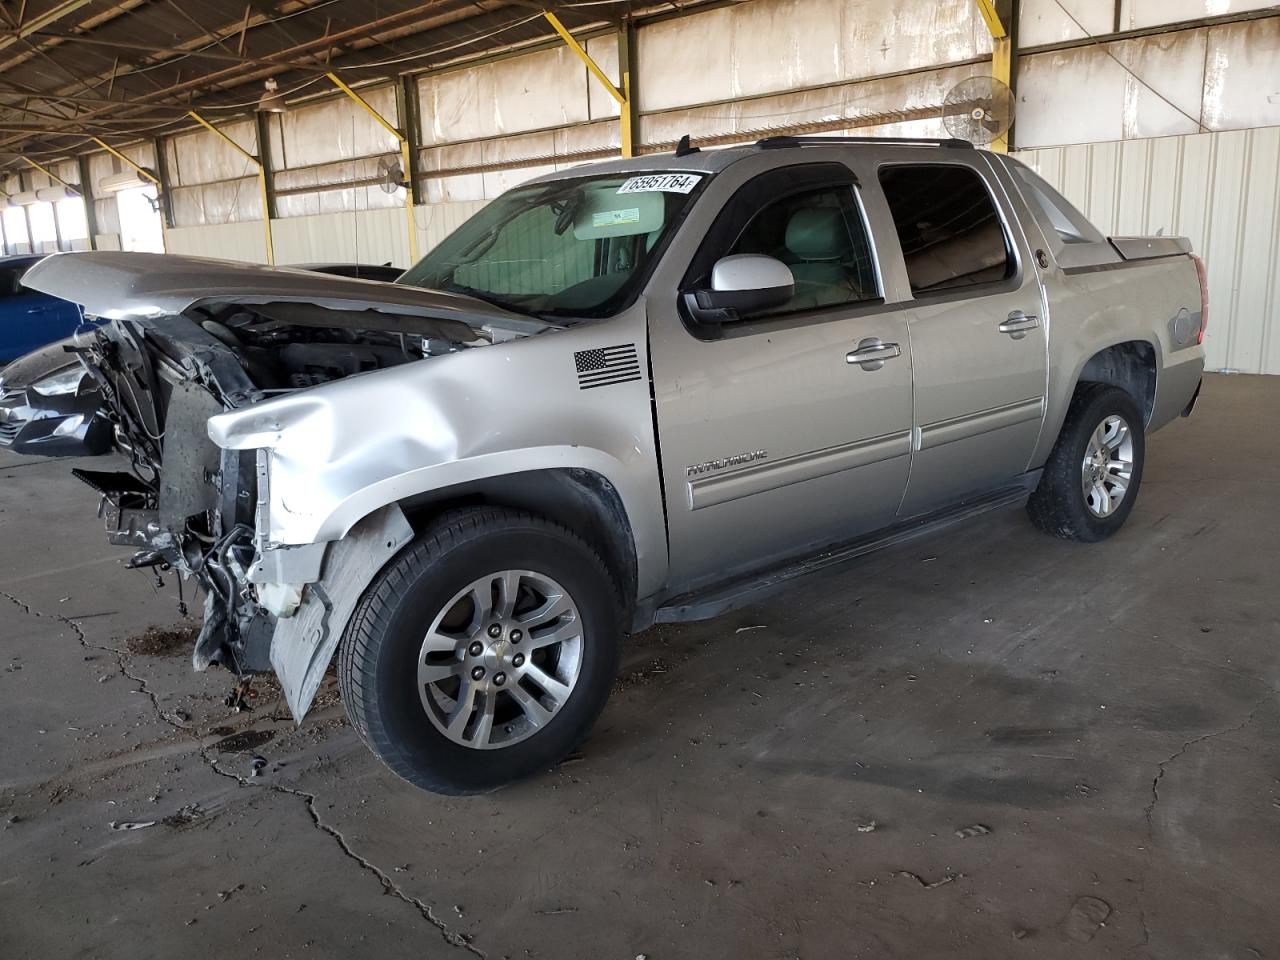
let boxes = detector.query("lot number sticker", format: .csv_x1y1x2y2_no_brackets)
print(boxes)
617,173,703,194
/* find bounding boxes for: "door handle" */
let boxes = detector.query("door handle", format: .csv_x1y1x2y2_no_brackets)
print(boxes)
999,311,1040,339
846,338,901,370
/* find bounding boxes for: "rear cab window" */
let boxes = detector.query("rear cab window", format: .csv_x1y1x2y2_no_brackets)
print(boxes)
877,163,1014,296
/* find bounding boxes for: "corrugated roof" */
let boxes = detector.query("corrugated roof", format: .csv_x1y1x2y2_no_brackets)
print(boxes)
0,0,707,168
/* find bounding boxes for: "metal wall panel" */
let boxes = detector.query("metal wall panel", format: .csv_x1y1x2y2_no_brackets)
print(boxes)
1018,18,1280,148
170,177,263,226
1019,0,1114,48
637,0,989,113
1016,127,1280,374
418,42,612,146
271,207,411,267
164,220,268,263
1118,0,1277,30
270,84,401,169
1203,18,1280,131
642,61,987,147
167,120,258,186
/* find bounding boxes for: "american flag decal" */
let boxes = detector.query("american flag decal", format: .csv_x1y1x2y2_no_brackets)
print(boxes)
574,344,642,390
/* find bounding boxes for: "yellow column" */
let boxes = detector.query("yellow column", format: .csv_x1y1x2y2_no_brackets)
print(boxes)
973,0,1011,153
327,71,419,264
544,11,631,157
187,111,274,264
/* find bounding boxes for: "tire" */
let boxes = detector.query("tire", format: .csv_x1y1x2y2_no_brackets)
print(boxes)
1026,383,1146,542
338,507,622,795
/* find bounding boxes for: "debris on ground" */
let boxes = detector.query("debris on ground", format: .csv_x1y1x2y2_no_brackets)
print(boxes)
162,803,206,829
109,819,157,831
533,906,579,916
614,658,670,690
955,824,991,839
251,755,268,776
1062,895,1112,942
897,870,961,890
212,729,275,754
856,820,878,833
217,883,245,903
735,625,766,633
124,624,199,657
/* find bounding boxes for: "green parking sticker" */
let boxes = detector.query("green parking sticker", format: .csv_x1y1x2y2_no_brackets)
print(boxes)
593,207,642,228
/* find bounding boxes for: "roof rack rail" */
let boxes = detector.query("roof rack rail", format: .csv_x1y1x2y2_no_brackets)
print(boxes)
756,135,974,150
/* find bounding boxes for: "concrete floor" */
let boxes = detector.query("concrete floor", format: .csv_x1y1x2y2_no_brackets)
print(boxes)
1,372,1278,960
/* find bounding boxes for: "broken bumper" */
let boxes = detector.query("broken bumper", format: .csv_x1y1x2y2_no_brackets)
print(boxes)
258,505,414,720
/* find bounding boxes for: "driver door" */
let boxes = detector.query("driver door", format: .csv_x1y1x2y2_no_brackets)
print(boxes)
648,163,915,594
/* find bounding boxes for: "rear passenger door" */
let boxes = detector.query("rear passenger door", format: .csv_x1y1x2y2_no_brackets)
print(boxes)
876,159,1048,516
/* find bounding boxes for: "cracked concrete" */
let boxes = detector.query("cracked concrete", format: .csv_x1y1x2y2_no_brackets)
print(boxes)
1,585,482,956
3,373,1280,959
201,747,485,956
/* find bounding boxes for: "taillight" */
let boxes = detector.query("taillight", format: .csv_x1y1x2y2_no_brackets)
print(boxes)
1190,253,1209,345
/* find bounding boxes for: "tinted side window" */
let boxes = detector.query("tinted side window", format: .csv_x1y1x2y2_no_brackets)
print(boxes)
0,267,23,297
727,186,877,313
878,164,1012,295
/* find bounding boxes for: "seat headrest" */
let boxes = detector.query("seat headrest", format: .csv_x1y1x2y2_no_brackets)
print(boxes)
785,208,848,261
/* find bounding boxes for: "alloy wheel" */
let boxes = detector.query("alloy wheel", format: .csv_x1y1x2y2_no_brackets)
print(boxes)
417,570,583,749
1081,414,1135,518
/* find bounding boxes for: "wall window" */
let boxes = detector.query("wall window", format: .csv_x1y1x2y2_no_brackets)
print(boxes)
56,197,89,242
2,205,30,253
116,185,165,253
28,202,58,250
878,164,1012,295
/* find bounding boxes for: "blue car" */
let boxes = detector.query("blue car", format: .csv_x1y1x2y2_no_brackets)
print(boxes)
0,254,101,364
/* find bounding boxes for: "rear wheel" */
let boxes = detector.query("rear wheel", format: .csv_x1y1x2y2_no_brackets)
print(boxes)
1026,383,1145,542
339,507,622,795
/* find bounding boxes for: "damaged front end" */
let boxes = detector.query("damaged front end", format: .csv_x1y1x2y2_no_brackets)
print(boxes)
24,253,539,717
71,313,276,677
70,308,430,689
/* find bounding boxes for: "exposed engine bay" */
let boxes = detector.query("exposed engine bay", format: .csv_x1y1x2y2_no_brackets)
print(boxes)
71,302,487,685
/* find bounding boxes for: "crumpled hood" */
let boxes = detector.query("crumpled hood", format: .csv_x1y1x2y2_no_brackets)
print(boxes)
22,251,529,340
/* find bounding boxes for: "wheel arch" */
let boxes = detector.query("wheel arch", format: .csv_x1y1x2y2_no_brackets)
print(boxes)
393,468,640,623
1074,339,1159,426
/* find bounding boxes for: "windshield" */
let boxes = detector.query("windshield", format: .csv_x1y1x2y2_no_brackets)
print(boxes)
398,171,707,319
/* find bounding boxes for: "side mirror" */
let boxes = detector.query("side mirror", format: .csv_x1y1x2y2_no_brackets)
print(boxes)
683,254,794,327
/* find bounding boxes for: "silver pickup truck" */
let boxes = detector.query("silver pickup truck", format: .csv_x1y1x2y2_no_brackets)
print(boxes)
24,135,1206,794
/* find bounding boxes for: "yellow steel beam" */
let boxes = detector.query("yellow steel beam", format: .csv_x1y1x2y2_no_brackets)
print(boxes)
974,0,1011,153
188,109,258,164
90,136,161,185
188,110,274,264
327,71,419,263
22,156,79,194
990,35,1011,153
544,11,625,104
544,10,631,157
973,0,1008,39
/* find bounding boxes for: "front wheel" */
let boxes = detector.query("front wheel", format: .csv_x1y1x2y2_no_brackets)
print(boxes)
338,507,622,795
1026,383,1146,542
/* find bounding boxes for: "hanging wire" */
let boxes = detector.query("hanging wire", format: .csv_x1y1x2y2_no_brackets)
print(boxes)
1049,0,1208,133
